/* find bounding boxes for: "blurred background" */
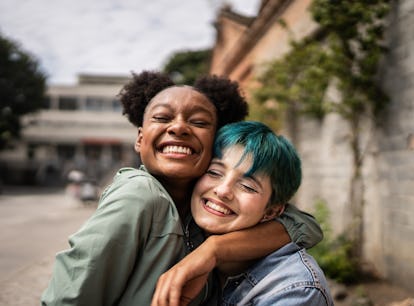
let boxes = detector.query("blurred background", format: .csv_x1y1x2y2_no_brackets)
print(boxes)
0,0,413,305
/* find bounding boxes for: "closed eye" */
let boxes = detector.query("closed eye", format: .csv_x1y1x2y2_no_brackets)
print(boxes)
152,115,171,123
239,183,259,193
190,120,211,128
206,169,222,178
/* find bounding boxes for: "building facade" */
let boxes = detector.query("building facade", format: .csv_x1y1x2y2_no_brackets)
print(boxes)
210,0,414,292
0,74,138,186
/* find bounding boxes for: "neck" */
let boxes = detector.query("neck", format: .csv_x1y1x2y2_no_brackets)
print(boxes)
157,177,194,219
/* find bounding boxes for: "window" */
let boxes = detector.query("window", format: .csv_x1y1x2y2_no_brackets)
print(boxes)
43,96,51,109
112,99,122,112
58,96,78,110
85,144,102,160
27,144,37,160
57,144,76,160
85,97,104,111
111,144,122,161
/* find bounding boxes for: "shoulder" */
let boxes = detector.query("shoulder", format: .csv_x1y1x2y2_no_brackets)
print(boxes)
98,167,174,215
243,244,330,292
263,244,327,284
296,248,327,284
262,246,333,303
233,248,333,305
103,167,168,199
113,167,157,187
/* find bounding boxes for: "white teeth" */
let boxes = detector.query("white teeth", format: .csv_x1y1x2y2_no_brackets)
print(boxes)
162,145,192,155
205,200,232,215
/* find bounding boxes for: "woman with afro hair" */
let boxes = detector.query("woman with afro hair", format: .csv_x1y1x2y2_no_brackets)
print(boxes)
42,71,322,306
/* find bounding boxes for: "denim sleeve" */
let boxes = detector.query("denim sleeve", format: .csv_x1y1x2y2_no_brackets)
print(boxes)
276,204,323,249
255,286,333,306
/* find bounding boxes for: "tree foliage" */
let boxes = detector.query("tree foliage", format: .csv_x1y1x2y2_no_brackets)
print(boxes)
0,33,47,149
308,200,359,284
255,0,390,120
310,0,390,118
163,48,211,85
255,40,330,121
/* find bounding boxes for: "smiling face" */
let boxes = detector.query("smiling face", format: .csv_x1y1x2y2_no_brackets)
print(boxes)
191,145,275,234
136,86,217,186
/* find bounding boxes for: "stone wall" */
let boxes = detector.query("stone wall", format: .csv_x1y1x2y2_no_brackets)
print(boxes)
293,0,414,291
373,0,414,289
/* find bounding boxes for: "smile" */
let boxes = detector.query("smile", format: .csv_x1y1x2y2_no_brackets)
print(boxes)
204,200,232,215
162,145,193,155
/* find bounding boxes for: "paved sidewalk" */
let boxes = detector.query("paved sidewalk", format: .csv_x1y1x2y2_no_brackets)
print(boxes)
0,255,55,306
0,187,96,306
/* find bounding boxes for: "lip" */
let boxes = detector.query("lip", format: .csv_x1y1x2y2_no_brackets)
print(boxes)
202,198,234,216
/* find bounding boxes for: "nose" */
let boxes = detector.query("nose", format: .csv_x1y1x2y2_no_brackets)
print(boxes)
167,118,191,137
213,182,234,201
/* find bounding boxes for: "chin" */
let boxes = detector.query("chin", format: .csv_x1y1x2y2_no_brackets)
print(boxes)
162,169,198,180
204,226,227,235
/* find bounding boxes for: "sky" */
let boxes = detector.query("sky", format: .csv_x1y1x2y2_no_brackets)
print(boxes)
0,0,260,85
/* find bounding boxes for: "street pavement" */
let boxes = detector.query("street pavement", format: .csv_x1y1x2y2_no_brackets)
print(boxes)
0,187,96,306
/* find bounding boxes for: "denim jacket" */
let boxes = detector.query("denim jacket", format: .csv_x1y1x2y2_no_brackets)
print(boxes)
221,242,334,306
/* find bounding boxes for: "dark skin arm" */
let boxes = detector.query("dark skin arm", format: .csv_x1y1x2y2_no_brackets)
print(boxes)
151,221,290,306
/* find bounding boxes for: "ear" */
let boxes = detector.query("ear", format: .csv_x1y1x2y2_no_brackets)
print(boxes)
261,204,285,222
134,128,143,154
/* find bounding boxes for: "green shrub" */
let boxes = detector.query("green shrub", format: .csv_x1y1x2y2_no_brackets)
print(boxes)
308,200,360,284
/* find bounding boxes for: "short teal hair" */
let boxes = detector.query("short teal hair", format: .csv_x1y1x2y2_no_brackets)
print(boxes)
213,121,302,205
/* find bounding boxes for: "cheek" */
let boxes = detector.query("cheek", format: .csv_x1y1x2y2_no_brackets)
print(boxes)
191,178,213,212
137,138,150,157
240,198,268,221
199,152,213,172
201,131,215,151
193,176,211,196
198,134,215,167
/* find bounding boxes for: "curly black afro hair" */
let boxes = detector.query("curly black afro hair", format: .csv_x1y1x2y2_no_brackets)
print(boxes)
118,71,174,127
193,75,248,129
118,70,249,128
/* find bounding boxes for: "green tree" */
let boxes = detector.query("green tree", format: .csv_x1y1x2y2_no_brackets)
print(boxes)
254,0,390,259
163,48,211,84
0,33,47,149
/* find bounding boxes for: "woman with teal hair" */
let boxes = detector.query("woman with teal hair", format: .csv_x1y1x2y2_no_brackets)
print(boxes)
153,121,333,306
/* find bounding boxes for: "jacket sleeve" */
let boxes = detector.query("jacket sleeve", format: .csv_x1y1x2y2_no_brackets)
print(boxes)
276,204,323,249
256,286,333,306
41,177,155,306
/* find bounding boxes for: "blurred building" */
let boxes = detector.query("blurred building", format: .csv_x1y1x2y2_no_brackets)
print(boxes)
0,74,137,186
211,0,414,293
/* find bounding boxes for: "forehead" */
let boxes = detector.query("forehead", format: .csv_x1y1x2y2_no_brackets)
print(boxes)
146,86,215,113
219,146,253,171
219,145,265,173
